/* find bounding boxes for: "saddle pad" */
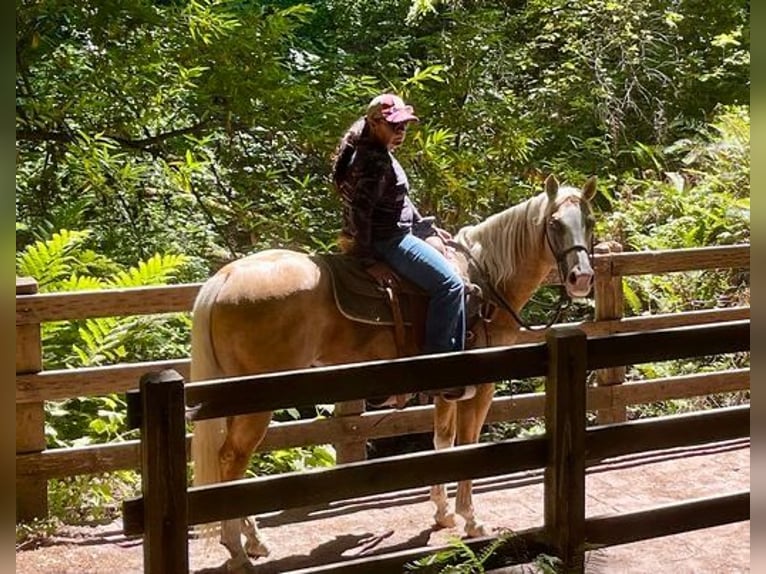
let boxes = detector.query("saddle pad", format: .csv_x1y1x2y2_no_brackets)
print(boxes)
313,254,426,326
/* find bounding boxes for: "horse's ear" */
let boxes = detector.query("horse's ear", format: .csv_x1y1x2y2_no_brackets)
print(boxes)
544,174,559,200
582,176,597,201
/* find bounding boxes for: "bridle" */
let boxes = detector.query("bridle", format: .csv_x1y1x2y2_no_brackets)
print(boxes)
544,215,594,292
448,202,593,332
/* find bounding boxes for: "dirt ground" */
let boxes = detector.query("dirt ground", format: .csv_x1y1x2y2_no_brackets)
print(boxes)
16,438,750,573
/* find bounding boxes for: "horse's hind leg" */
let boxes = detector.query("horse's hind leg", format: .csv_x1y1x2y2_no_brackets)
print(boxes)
430,398,457,528
455,383,495,537
218,412,274,568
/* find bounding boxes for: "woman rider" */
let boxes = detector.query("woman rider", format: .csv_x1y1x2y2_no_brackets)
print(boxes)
331,93,474,401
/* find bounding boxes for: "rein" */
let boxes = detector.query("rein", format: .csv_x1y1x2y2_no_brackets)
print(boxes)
446,223,591,332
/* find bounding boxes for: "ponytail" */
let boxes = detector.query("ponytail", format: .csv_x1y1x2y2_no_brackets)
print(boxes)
331,117,367,188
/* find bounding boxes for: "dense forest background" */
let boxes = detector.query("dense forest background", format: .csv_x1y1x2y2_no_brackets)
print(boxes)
15,0,749,525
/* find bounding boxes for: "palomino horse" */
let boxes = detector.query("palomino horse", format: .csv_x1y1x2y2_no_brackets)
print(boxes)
191,174,597,571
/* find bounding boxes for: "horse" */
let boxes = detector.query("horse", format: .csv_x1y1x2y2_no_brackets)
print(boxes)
190,174,597,571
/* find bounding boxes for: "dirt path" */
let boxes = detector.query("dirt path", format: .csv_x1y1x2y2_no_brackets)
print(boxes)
16,439,750,573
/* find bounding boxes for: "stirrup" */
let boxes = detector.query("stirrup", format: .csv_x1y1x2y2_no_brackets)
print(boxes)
366,394,412,409
433,385,477,402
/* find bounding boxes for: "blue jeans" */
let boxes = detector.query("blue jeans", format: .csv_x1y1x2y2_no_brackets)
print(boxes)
373,233,465,354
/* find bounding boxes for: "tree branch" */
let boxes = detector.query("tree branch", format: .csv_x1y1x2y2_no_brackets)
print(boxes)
15,122,210,150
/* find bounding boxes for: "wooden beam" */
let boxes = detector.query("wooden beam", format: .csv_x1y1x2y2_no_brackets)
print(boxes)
16,277,47,521
544,327,587,573
122,435,547,536
333,400,368,464
608,244,749,276
16,359,191,403
17,372,750,481
14,308,749,404
16,370,749,480
587,320,749,370
184,344,548,422
586,490,749,546
586,405,749,462
598,369,749,408
15,283,200,325
138,370,189,574
593,241,626,423
515,306,749,344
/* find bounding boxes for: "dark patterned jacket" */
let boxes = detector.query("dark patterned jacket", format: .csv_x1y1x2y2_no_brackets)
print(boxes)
334,137,418,261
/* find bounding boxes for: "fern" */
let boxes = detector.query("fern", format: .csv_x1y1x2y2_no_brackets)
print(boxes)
108,253,189,287
22,231,193,449
405,530,521,573
59,274,106,291
72,317,129,367
16,229,92,289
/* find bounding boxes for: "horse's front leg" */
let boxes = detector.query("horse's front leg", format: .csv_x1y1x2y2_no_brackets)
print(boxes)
218,412,274,570
455,383,495,537
430,397,457,528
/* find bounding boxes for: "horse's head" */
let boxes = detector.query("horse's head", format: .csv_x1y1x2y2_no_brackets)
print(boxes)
544,174,597,298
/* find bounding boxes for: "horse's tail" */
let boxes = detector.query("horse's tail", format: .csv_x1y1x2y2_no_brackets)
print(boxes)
189,273,228,506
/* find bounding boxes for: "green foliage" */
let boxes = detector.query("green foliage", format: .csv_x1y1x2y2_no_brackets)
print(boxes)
598,106,749,317
48,471,140,524
16,517,62,550
16,229,101,289
406,530,561,573
246,444,336,475
17,229,191,452
406,530,512,572
17,0,750,264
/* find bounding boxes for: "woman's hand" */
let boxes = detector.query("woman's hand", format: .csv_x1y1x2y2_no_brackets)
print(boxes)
434,226,453,243
365,261,399,287
426,227,455,257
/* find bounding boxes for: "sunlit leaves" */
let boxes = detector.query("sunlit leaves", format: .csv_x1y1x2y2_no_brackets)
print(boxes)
184,0,241,45
16,229,93,289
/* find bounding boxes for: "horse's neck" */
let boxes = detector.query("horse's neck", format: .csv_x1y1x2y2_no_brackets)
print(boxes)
458,194,555,321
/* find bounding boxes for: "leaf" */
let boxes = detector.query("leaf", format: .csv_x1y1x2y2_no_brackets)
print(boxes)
108,253,189,287
16,229,92,290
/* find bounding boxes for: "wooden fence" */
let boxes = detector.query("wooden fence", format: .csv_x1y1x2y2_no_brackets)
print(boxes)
15,243,750,522
121,320,750,573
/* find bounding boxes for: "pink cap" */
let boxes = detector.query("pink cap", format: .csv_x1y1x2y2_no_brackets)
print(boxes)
366,94,419,123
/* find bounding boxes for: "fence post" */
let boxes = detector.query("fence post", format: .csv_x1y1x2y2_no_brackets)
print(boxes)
544,326,587,573
140,369,189,574
593,241,626,423
16,277,48,521
334,400,368,464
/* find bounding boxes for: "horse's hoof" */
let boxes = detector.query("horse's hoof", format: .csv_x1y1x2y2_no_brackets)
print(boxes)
434,512,457,528
465,522,489,538
245,538,271,558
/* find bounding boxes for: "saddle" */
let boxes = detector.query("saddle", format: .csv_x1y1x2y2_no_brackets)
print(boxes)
314,248,486,357
315,254,430,355
315,249,487,409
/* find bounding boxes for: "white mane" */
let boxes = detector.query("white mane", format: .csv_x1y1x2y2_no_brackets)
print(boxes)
455,186,584,286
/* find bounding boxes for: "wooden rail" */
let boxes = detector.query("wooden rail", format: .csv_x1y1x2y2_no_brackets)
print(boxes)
121,320,750,573
14,243,750,522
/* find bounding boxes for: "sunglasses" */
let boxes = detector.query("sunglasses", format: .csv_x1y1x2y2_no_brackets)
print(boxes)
388,121,408,133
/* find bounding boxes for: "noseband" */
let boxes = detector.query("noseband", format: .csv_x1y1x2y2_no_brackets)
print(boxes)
544,222,593,285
